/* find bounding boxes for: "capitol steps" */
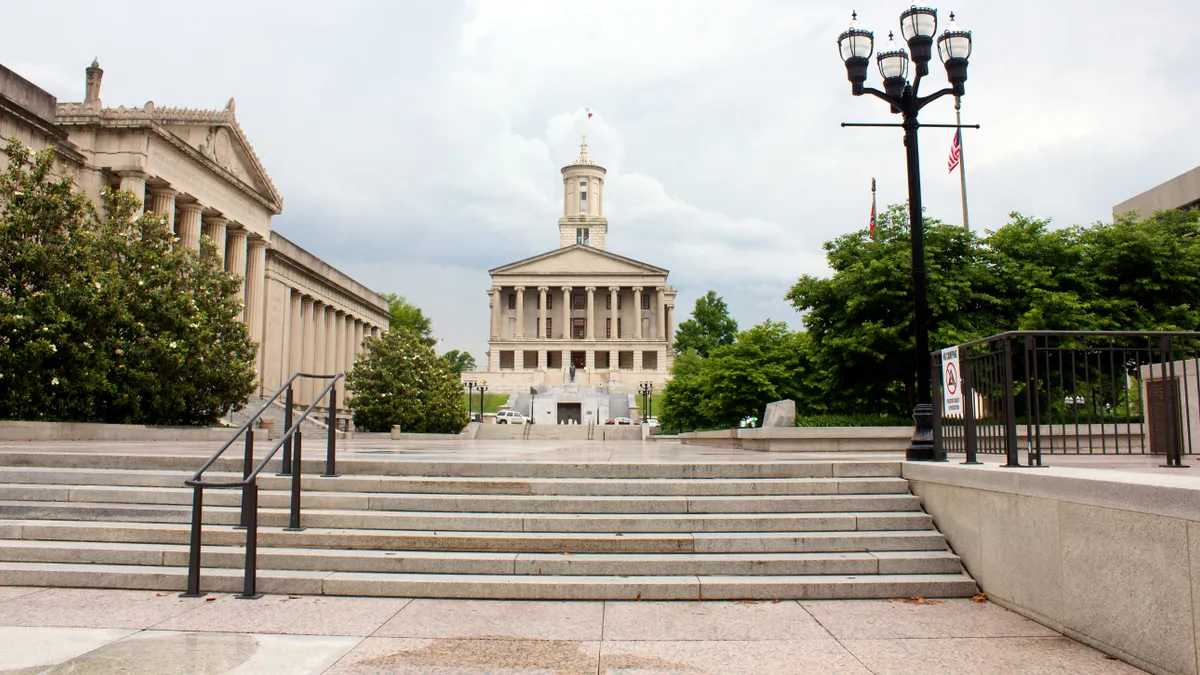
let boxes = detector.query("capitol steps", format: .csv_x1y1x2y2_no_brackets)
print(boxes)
0,450,977,600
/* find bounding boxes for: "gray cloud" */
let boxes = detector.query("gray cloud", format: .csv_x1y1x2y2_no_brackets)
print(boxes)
6,0,1199,361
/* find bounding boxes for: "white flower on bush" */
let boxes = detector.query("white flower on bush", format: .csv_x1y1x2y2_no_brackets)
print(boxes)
49,344,56,353
51,377,59,385
169,341,177,349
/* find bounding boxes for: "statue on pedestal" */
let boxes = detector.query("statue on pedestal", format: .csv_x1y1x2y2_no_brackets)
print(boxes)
569,362,576,383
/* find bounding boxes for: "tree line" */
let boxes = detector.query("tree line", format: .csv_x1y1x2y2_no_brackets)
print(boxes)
660,204,1200,431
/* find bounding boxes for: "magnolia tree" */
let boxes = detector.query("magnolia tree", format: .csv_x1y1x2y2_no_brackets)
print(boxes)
0,139,257,425
346,327,467,433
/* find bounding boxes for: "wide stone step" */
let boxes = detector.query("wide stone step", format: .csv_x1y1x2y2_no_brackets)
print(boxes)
0,561,977,600
0,500,933,533
1,520,950,553
0,452,900,479
0,468,913,496
0,484,921,514
0,540,963,576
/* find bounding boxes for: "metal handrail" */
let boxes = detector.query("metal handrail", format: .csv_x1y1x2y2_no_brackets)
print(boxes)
181,372,344,600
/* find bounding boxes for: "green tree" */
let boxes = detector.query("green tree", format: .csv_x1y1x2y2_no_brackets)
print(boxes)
381,293,435,346
673,290,738,357
0,139,257,425
346,327,467,433
441,349,476,374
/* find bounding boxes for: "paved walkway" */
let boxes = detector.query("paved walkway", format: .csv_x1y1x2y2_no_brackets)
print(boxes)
0,587,1142,673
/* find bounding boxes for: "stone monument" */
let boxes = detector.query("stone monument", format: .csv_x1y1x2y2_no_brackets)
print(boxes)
762,399,797,427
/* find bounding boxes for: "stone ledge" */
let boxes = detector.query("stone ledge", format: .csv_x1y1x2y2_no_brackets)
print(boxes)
679,427,912,453
0,421,251,443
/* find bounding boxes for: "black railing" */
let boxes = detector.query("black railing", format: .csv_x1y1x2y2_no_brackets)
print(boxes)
932,332,1199,468
181,371,344,599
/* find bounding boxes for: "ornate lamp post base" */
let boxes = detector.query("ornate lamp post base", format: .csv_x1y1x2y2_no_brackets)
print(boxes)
907,403,937,461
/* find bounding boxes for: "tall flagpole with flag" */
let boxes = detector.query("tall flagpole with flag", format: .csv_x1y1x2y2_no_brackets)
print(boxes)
869,178,877,239
949,96,970,232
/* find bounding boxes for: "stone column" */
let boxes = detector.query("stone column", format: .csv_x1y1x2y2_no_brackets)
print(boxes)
608,287,619,339
314,304,328,379
288,292,304,381
538,287,548,338
334,312,347,403
147,187,177,232
585,287,596,340
656,287,666,340
225,228,248,321
202,216,229,261
490,287,501,340
514,286,525,339
343,316,356,398
116,170,148,217
245,237,267,348
666,305,675,347
300,297,316,402
633,287,643,339
561,286,572,339
175,202,203,252
373,326,381,340
354,320,364,359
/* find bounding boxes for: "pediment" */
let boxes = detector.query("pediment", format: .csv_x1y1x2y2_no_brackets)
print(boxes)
166,123,273,202
491,245,667,276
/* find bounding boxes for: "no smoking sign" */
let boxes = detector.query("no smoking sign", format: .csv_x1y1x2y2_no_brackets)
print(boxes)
941,347,963,416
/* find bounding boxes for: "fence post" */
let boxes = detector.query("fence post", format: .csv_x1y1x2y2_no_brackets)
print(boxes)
236,481,261,599
1026,335,1043,466
180,486,204,598
1003,336,1020,467
931,353,945,461
1161,336,1184,468
962,353,981,465
280,386,294,476
285,431,305,531
323,383,339,478
237,432,253,529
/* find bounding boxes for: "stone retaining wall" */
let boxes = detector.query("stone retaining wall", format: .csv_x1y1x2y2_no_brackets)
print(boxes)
0,421,238,442
906,461,1200,675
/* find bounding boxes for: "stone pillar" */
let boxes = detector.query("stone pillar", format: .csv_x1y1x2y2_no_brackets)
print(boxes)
202,216,229,261
313,303,328,380
515,349,524,370
288,292,304,381
373,326,381,340
225,228,248,321
147,187,177,232
561,286,572,339
666,305,675,348
610,349,619,371
116,170,148,217
585,287,596,340
656,287,666,340
300,297,316,402
538,350,547,369
334,312,347,403
608,287,619,339
562,349,571,378
175,202,203,252
585,349,595,371
343,316,356,398
537,287,548,338
245,237,267,348
514,286,525,339
490,287,501,340
633,287,643,339
354,320,364,359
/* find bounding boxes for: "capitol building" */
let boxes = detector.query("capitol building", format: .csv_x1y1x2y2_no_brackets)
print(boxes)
473,138,676,394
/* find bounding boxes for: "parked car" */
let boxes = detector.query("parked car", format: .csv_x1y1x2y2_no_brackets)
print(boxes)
605,417,634,425
495,410,528,425
643,417,659,427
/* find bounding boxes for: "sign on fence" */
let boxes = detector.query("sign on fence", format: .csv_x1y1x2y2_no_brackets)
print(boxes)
941,346,963,416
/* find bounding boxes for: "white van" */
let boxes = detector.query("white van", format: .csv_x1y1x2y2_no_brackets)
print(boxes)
494,410,528,425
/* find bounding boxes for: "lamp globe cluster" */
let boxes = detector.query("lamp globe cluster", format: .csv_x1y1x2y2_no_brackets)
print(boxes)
838,7,972,97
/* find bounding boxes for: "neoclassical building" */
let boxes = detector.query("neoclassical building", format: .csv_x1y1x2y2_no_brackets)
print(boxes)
0,61,390,418
475,138,677,392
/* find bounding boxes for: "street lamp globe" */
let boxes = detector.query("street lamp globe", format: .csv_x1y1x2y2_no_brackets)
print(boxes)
838,11,874,94
937,12,972,94
898,5,938,74
876,32,910,97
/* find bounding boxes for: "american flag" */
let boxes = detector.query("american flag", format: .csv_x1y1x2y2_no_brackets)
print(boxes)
947,129,962,173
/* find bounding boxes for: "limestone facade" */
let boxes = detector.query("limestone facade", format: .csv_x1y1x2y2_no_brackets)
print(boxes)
0,61,390,415
471,138,677,392
1113,163,1200,219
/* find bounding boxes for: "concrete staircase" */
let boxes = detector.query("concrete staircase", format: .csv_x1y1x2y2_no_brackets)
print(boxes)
0,449,976,599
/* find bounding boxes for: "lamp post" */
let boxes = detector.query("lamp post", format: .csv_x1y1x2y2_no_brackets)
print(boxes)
478,381,488,422
465,380,477,422
637,381,653,424
837,7,972,461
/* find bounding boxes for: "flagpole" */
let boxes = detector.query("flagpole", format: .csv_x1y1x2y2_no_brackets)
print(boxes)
955,96,970,232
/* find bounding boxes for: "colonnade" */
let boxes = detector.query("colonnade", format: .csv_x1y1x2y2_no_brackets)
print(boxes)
490,285,673,343
281,290,382,407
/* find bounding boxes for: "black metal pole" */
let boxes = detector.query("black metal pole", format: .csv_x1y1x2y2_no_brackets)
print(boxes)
285,431,304,531
180,486,204,598
962,355,981,465
236,481,260,599
904,113,935,461
324,385,339,477
1003,337,1020,467
279,386,294,476
237,431,254,529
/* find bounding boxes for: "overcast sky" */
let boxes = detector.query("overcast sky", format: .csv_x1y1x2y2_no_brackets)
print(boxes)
7,1,1200,361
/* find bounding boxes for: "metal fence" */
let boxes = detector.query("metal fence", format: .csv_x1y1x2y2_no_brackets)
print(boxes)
931,331,1200,467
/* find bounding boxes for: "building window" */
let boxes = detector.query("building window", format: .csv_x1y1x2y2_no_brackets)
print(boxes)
576,227,589,246
606,318,611,338
523,351,538,369
546,295,553,310
579,180,587,213
642,294,650,310
537,318,541,338
508,293,516,310
546,317,553,338
572,293,585,310
617,318,622,337
572,318,586,339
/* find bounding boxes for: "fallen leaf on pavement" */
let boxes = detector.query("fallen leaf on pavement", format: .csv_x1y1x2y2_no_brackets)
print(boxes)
972,592,988,603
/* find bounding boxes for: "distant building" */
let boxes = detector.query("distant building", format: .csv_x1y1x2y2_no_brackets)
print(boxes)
472,137,677,393
1113,164,1200,219
0,61,390,417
